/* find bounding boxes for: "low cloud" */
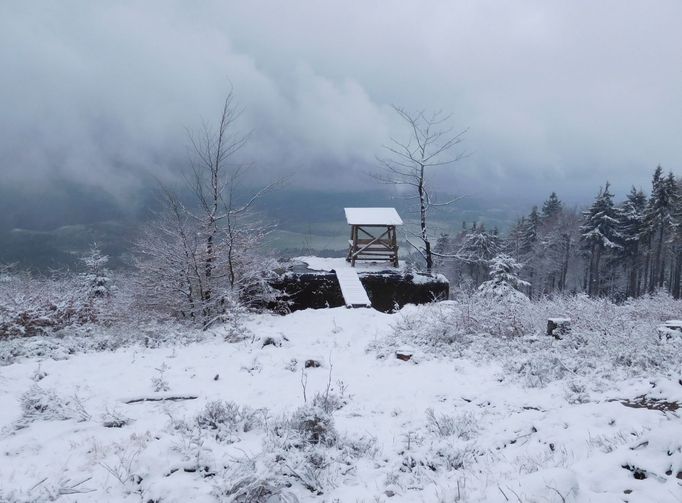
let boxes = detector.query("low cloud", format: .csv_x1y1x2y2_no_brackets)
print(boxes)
1,0,681,204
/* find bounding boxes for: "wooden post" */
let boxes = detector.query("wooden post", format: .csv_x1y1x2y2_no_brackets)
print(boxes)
351,225,358,267
390,225,398,267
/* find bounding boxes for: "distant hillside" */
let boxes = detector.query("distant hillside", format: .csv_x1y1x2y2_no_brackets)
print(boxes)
0,182,526,270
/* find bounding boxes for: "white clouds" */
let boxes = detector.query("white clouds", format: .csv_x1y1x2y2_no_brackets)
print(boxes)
1,0,681,200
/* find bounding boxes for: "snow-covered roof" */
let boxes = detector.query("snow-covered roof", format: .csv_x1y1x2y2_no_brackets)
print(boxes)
344,207,403,226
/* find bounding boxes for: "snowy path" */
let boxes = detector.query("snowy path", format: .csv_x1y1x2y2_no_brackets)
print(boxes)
334,267,372,308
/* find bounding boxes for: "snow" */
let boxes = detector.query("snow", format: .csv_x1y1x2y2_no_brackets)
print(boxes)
296,256,404,272
333,268,371,308
296,256,348,272
344,207,403,226
1,305,681,502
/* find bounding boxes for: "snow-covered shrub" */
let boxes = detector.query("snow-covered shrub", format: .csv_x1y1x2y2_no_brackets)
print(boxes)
216,293,253,342
102,409,132,428
425,409,479,440
383,292,682,387
0,262,127,339
509,355,573,388
311,390,346,413
212,457,298,503
427,441,476,472
17,385,89,427
80,243,114,300
259,403,376,495
0,478,100,502
564,380,589,404
285,404,337,448
466,294,534,337
195,400,262,443
390,303,469,353
151,363,170,392
0,271,86,338
388,295,534,355
98,438,148,496
19,385,69,423
0,320,207,366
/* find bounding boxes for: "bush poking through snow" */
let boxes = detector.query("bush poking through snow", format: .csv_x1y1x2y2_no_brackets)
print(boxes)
391,303,470,351
19,385,69,423
510,355,573,388
311,391,345,414
385,293,682,386
260,403,377,495
425,409,479,440
213,457,299,503
286,404,337,448
151,363,170,392
195,400,262,442
102,409,132,428
17,385,90,427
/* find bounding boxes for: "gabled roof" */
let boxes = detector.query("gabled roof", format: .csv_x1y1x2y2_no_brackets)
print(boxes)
344,207,403,226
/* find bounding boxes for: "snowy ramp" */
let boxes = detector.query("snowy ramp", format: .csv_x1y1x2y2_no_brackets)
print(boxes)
334,267,372,308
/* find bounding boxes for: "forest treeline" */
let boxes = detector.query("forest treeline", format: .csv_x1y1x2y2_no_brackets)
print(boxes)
434,165,682,300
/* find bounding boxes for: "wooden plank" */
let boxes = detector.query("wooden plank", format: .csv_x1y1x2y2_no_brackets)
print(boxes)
334,267,372,308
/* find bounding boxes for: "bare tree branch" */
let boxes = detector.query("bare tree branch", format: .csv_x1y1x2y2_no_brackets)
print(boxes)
374,105,468,271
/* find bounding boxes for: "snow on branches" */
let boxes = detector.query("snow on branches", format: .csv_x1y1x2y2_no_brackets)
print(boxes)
477,254,530,303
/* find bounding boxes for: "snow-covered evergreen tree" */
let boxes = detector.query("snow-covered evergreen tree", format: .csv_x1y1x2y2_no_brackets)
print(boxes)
580,182,622,296
477,254,530,302
643,167,678,292
516,206,541,297
456,225,501,286
520,206,540,255
504,217,526,260
541,192,563,222
618,187,647,297
80,243,112,299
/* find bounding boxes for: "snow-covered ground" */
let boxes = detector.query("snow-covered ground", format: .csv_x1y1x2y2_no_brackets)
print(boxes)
1,304,681,502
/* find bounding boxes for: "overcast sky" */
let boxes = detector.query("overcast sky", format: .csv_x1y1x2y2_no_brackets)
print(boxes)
1,1,681,205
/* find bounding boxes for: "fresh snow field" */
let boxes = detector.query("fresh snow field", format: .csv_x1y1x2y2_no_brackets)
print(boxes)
1,304,681,502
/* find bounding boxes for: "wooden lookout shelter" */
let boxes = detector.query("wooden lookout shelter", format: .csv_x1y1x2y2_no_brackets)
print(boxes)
345,207,403,267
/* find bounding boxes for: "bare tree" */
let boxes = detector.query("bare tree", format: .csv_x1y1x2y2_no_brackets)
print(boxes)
374,106,467,271
135,89,281,327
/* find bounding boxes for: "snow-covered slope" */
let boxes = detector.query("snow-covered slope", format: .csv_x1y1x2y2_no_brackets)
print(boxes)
0,306,680,502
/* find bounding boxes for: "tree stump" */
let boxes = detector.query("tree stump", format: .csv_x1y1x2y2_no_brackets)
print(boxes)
395,347,415,361
657,320,682,340
547,318,571,339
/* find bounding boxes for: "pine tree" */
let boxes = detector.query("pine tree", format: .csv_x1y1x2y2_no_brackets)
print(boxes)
433,232,451,271
667,177,682,298
521,206,540,254
456,225,501,286
535,193,566,294
580,182,622,296
541,192,563,222
643,167,677,292
505,217,526,260
80,243,112,299
518,206,540,297
618,187,647,297
477,254,530,302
